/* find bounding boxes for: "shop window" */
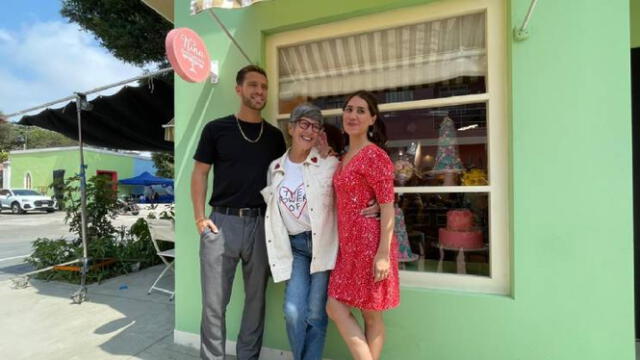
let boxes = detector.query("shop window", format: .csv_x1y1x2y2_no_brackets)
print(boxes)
267,0,508,294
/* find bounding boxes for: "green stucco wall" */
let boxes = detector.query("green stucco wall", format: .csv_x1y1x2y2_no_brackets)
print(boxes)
173,0,635,359
632,0,640,48
9,148,137,195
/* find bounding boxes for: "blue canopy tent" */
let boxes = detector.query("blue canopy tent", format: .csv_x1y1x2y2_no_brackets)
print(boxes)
119,172,174,203
119,171,173,186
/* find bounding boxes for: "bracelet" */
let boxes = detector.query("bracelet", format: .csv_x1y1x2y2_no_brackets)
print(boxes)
195,218,207,224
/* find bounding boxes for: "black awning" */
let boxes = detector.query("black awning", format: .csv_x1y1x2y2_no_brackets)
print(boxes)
18,78,173,152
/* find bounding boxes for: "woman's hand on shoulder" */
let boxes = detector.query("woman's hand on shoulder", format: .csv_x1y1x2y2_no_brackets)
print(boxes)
314,130,337,159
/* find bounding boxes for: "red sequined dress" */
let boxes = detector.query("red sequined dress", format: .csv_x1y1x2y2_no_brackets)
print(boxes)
328,144,400,311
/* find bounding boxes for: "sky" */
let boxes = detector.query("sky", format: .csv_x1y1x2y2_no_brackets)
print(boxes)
0,1,145,119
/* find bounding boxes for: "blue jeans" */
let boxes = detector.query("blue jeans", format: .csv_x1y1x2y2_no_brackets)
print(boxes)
284,231,330,360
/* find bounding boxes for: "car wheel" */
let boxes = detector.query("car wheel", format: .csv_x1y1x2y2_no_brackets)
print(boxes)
11,202,24,214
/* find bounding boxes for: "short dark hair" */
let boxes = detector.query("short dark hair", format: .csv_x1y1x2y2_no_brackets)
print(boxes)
236,65,267,85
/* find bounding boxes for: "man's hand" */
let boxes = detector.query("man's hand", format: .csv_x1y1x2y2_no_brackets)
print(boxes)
361,199,380,218
192,161,214,235
197,218,219,235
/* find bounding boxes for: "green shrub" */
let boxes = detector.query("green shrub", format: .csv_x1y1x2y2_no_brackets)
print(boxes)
26,238,79,269
26,219,165,284
61,175,120,242
116,218,160,268
29,173,171,284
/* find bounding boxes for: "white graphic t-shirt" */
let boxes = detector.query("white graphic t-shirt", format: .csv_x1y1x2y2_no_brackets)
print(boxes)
277,156,311,235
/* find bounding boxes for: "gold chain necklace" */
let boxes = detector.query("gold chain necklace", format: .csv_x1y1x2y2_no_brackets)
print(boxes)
235,116,264,143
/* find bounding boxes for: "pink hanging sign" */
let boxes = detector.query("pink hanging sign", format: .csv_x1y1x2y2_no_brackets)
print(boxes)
165,28,211,83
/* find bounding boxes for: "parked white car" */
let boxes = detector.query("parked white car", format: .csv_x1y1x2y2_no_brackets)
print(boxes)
0,189,57,214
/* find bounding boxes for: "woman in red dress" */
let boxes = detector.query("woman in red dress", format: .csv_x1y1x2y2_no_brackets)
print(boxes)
326,90,399,360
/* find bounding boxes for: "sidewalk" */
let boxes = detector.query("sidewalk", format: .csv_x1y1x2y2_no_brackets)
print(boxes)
0,265,208,360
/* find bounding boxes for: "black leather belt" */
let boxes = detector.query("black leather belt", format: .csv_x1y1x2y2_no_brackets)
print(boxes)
212,206,264,217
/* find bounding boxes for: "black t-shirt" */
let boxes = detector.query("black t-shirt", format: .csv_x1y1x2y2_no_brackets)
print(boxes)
193,114,286,209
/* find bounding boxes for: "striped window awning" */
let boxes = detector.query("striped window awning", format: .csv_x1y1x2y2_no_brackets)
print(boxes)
278,12,486,100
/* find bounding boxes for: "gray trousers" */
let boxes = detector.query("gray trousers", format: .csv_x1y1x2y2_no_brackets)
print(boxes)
200,211,269,360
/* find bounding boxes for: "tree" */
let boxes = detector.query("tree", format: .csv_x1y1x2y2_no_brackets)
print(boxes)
152,152,174,178
21,126,78,149
61,0,172,66
62,175,120,242
0,111,8,150
0,124,11,153
0,123,77,151
0,111,7,162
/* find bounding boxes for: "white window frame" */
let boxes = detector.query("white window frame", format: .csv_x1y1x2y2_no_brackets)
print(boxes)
266,0,509,295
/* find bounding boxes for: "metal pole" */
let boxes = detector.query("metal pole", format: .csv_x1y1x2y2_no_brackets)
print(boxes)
518,0,539,32
4,95,77,119
4,67,173,119
208,9,252,64
71,93,90,304
513,0,539,41
10,259,80,289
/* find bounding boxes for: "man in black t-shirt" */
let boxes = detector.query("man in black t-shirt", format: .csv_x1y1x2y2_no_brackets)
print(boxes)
192,65,286,360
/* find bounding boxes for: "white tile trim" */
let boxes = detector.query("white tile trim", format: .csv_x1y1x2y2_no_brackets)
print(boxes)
173,329,200,350
173,329,333,360
9,146,151,160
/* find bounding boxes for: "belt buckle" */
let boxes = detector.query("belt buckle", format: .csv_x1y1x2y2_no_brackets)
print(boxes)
238,208,251,217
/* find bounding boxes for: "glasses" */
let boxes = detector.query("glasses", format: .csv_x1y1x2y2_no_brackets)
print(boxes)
296,119,323,133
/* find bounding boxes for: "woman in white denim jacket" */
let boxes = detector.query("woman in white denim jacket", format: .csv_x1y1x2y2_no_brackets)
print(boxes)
261,104,337,360
261,103,376,360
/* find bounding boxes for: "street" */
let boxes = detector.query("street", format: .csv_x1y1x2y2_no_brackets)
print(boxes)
0,209,149,281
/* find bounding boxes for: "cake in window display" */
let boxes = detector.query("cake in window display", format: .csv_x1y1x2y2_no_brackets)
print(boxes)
438,209,484,249
430,116,464,186
393,142,418,186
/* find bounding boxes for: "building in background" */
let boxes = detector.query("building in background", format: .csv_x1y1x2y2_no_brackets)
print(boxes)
6,147,155,199
144,0,637,359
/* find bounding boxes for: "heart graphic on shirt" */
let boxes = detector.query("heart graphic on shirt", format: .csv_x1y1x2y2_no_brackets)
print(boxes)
279,184,307,219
